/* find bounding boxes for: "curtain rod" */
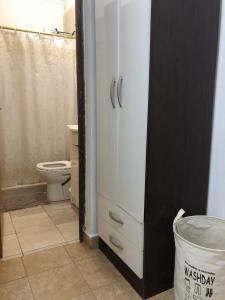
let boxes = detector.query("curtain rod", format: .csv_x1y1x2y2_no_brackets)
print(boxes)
0,25,76,39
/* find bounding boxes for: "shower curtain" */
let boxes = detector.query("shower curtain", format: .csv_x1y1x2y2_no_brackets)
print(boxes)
0,29,77,187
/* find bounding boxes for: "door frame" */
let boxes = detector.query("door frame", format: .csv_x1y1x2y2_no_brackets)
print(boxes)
75,0,85,242
0,1,86,251
0,185,3,258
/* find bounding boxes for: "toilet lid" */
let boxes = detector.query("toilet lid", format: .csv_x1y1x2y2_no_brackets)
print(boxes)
36,160,71,171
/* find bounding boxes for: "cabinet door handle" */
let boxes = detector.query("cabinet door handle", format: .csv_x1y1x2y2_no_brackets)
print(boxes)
109,211,124,225
109,235,124,251
110,78,116,109
117,75,123,108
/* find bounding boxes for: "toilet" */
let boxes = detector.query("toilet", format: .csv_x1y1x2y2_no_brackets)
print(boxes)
36,161,71,202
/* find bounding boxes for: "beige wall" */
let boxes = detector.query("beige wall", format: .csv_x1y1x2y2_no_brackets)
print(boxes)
64,6,75,33
0,0,64,32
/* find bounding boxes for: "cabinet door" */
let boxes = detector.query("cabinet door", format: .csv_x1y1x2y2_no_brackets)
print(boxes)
96,0,119,202
116,0,151,222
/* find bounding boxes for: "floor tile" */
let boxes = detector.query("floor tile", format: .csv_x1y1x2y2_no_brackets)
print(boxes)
23,246,72,275
3,213,15,236
65,242,101,262
149,289,174,300
3,234,22,258
12,212,55,234
18,227,65,254
29,263,90,300
0,258,25,284
94,281,141,300
57,221,79,242
10,206,44,218
46,206,78,225
0,278,34,300
42,201,71,215
73,292,97,300
76,255,122,290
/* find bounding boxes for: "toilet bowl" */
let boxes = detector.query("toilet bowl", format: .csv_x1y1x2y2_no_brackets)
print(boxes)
36,161,71,202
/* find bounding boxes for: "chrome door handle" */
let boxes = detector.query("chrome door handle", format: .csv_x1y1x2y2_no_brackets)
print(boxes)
109,211,124,225
110,78,116,109
117,75,123,108
109,235,124,251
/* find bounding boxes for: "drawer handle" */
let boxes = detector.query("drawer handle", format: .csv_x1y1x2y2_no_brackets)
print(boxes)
117,75,123,108
109,211,124,225
109,235,124,251
110,78,116,109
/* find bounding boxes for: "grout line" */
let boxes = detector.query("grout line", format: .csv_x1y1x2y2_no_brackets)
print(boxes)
9,205,69,257
0,276,27,287
75,260,124,297
8,219,64,258
3,213,24,259
8,212,16,235
15,234,24,257
72,258,94,295
10,225,25,257
63,241,82,262
38,208,57,228
2,212,16,236
63,243,101,297
1,253,23,261
23,259,74,278
70,249,123,294
41,202,79,244
26,272,37,300
22,241,67,257
3,204,78,257
91,280,131,294
26,264,76,297
8,211,25,257
0,242,136,300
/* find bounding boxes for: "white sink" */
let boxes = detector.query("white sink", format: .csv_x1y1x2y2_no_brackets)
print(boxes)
67,125,78,132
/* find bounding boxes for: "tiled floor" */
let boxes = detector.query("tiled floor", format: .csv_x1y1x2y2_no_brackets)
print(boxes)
0,242,174,300
2,201,79,259
1,203,174,299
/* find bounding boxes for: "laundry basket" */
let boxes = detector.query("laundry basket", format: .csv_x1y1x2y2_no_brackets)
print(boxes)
173,209,225,300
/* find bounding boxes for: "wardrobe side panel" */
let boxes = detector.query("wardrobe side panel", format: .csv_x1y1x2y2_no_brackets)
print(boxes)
144,0,221,297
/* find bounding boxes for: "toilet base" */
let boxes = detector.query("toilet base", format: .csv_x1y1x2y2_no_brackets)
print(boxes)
47,183,70,202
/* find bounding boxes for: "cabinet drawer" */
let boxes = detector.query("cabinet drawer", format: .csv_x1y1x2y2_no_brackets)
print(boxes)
98,196,143,250
98,217,143,278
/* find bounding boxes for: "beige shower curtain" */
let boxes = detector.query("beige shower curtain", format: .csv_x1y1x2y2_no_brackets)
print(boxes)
0,29,77,187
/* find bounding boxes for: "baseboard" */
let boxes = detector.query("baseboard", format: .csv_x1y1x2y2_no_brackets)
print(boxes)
83,231,99,249
71,203,79,214
2,183,48,211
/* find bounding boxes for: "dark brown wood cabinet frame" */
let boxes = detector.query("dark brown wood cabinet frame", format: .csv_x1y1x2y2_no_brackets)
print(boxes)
75,0,85,242
100,0,221,298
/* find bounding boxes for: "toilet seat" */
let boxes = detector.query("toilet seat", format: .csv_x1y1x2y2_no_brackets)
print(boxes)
36,160,71,171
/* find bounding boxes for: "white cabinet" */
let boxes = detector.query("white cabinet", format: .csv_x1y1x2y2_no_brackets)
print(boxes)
95,0,220,296
96,0,151,278
117,0,151,221
96,0,119,204
96,0,151,222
